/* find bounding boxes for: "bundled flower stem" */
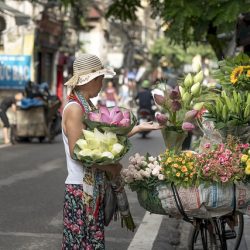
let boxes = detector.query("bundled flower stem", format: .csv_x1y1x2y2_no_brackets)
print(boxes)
108,174,136,232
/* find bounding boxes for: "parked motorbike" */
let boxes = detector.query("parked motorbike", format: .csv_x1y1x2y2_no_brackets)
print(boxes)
137,108,154,138
10,82,62,143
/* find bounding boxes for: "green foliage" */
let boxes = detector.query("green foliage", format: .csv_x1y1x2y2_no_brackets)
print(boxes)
106,0,250,58
213,52,250,91
150,37,216,68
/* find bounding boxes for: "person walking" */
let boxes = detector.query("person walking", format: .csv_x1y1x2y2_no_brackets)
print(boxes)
0,92,23,144
103,81,119,107
61,54,162,249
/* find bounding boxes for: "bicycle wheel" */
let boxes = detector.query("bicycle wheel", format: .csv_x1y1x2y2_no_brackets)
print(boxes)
189,219,223,250
223,213,244,250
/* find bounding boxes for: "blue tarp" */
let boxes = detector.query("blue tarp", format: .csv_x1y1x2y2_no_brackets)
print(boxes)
19,98,44,109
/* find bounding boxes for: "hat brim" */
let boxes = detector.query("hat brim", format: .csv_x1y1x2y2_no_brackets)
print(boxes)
64,67,116,86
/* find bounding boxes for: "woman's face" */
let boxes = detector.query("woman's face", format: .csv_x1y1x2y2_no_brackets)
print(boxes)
83,75,104,98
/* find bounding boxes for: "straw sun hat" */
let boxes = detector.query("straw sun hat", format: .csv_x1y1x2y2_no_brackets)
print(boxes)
64,54,116,87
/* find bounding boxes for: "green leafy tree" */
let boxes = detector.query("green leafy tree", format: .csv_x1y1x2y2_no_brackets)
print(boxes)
150,37,216,69
106,0,250,59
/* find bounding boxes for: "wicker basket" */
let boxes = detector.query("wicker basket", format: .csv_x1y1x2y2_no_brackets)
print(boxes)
136,187,167,215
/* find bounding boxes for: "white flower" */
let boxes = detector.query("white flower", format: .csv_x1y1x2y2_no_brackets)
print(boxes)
144,171,151,178
152,168,160,176
136,158,142,165
135,153,141,159
158,174,165,180
145,167,152,174
134,172,143,180
148,163,155,169
153,161,159,166
148,156,156,162
141,161,147,166
128,164,135,171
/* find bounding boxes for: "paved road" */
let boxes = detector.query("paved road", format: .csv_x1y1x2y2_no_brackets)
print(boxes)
0,131,250,250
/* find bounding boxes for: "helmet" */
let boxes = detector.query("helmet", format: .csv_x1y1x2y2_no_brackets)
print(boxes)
141,80,150,88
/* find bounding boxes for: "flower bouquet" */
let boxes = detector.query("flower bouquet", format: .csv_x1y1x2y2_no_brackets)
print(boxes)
203,53,250,143
121,153,167,214
74,128,131,166
83,106,137,136
153,71,210,151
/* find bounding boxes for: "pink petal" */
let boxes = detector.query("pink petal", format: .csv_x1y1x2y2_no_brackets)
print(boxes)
99,106,110,116
123,111,130,119
88,112,100,122
111,112,123,125
119,118,130,127
100,113,112,124
110,106,122,118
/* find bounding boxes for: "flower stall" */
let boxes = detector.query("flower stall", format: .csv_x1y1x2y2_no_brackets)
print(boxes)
121,53,250,246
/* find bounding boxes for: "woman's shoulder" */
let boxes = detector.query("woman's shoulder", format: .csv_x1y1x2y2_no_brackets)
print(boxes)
63,102,83,117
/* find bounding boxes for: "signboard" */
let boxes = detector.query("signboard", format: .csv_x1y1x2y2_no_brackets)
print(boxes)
0,55,31,89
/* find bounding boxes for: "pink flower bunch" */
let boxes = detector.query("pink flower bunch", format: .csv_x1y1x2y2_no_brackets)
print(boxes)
88,106,130,127
197,142,246,183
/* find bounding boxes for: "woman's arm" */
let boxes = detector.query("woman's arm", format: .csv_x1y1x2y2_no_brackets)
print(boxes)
128,121,163,137
63,104,85,158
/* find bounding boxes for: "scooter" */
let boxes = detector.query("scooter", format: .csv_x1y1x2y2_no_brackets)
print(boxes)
137,108,154,138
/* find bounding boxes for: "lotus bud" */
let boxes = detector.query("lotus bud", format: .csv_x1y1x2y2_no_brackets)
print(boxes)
171,100,181,112
155,113,168,125
99,106,110,116
193,71,203,84
182,92,192,105
179,86,185,97
184,110,198,122
190,82,201,96
100,113,112,124
193,102,204,111
182,122,195,131
169,86,180,100
184,73,193,88
154,94,165,106
111,112,123,125
110,106,122,117
119,118,130,127
88,112,100,122
123,111,130,119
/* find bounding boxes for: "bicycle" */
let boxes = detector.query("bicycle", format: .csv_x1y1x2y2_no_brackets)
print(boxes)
188,212,244,250
171,183,244,250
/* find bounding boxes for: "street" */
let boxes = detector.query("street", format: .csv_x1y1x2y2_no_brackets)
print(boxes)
0,131,250,250
0,130,183,250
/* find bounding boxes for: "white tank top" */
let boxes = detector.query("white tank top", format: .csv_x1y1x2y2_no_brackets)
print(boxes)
62,101,85,184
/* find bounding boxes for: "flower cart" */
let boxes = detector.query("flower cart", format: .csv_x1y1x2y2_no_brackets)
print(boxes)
122,54,250,249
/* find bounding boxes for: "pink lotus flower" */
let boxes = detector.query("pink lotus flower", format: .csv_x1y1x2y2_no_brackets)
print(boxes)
100,113,112,124
110,106,121,117
182,122,195,131
119,118,130,127
100,106,110,116
184,110,198,122
89,112,100,122
154,94,165,106
155,113,168,125
111,112,124,125
123,111,130,119
169,86,180,100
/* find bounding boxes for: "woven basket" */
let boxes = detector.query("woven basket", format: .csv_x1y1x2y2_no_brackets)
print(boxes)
137,188,167,215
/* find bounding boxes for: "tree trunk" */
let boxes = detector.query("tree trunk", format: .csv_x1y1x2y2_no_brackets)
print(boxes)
206,23,225,60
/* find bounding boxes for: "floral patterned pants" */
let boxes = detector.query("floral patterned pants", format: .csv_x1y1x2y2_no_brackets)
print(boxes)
62,184,105,250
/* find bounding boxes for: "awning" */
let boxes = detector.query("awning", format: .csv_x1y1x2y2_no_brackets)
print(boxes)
0,1,30,26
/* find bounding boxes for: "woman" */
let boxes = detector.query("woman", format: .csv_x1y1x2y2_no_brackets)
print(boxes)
103,81,119,107
61,54,162,249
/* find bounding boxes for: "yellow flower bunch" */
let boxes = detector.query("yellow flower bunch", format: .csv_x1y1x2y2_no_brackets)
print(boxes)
230,65,250,85
160,149,198,187
241,151,250,175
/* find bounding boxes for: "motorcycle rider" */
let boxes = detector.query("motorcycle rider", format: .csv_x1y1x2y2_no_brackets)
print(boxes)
135,80,154,117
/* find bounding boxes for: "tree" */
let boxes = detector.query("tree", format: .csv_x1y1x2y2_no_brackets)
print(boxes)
150,37,216,69
106,0,250,59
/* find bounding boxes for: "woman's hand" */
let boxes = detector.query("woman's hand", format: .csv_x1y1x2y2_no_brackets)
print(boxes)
128,121,164,137
137,121,164,132
93,162,122,178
